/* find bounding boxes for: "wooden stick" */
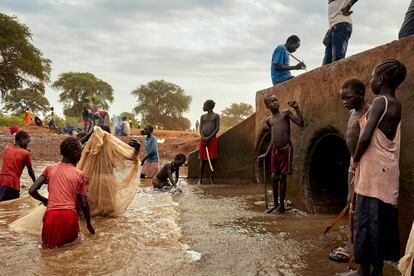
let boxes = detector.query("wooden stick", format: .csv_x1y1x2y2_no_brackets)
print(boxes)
205,147,214,172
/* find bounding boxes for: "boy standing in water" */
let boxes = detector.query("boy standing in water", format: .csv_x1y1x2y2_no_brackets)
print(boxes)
329,79,369,262
258,96,304,213
29,137,95,249
0,131,36,201
198,100,220,184
141,125,160,178
338,60,406,276
153,154,186,189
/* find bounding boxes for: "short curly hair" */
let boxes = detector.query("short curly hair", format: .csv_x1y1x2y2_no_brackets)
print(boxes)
175,153,186,164
341,79,365,96
15,131,29,142
204,99,216,109
60,137,81,160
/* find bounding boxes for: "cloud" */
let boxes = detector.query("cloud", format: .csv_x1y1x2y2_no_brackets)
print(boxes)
0,0,409,125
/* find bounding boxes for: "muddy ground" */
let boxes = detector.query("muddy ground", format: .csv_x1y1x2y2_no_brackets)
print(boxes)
0,126,200,162
0,126,401,275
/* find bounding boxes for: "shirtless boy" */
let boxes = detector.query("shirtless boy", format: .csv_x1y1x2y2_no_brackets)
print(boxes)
258,95,304,213
337,60,407,275
329,79,369,262
153,154,186,189
198,100,220,184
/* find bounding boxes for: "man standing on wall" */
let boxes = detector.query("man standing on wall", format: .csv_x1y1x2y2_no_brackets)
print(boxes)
323,0,359,65
399,0,414,39
271,35,306,86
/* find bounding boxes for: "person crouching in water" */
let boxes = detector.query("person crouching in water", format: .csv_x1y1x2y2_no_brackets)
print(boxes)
153,154,186,189
257,95,304,213
29,137,95,249
140,125,160,178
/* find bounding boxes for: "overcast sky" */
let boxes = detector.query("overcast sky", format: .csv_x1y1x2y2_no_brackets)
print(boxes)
1,0,410,126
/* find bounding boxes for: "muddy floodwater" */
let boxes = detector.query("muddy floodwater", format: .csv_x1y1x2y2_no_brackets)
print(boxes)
0,163,400,275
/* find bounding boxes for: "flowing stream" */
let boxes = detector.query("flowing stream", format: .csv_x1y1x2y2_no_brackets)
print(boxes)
0,164,399,275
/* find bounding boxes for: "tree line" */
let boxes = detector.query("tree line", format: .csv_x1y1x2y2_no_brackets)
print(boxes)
0,13,253,131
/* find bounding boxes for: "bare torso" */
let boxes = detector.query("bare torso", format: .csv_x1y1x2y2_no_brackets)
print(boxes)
200,112,220,138
346,112,362,156
267,110,292,149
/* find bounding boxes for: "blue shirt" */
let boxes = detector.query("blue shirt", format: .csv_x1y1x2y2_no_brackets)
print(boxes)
144,135,159,162
271,45,292,85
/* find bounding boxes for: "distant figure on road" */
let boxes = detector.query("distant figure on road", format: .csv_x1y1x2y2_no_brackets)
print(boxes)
195,120,200,132
323,0,359,65
399,0,414,39
271,35,305,85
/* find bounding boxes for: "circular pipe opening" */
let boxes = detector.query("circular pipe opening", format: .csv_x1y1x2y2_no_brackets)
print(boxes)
308,133,350,213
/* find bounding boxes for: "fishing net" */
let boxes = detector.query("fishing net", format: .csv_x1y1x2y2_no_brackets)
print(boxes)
78,126,141,217
8,126,141,235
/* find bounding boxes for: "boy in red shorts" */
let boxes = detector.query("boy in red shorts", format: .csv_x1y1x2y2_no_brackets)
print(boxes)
0,131,36,201
29,137,95,249
198,99,220,184
258,95,304,213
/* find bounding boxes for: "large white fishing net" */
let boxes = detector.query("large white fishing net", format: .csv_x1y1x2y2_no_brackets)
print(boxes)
8,126,141,235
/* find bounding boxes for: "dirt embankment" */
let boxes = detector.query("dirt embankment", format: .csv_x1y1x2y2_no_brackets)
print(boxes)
0,126,200,163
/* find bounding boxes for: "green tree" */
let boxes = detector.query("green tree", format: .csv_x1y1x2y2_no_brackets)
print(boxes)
131,80,192,130
52,72,114,117
3,88,50,115
221,102,254,131
0,13,51,99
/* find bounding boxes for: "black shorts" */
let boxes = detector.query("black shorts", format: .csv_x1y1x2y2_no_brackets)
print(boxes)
353,194,400,265
0,184,19,201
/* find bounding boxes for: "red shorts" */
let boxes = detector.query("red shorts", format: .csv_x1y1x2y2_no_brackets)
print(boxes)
42,209,79,249
198,134,218,160
271,144,293,175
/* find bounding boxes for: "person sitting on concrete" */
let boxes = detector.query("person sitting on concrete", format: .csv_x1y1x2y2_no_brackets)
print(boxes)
152,154,186,189
399,0,414,39
257,96,304,213
118,116,130,136
323,0,359,65
271,35,305,85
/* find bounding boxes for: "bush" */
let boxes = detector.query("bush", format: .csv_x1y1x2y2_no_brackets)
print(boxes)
0,113,25,126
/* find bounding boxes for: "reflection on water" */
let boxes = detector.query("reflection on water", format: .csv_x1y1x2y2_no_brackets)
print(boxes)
0,186,198,275
0,164,400,275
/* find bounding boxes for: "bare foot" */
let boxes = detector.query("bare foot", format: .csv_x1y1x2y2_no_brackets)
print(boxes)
197,179,202,185
266,206,278,214
278,206,286,213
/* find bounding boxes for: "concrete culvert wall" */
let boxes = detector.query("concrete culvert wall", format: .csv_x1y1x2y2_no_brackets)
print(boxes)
254,36,414,251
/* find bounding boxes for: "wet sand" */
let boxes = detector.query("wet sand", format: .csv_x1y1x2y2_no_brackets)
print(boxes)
0,165,401,275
